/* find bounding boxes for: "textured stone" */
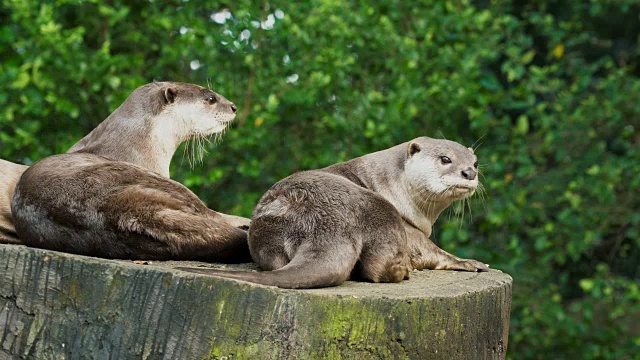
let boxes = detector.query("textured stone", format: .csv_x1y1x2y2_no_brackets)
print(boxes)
0,244,512,359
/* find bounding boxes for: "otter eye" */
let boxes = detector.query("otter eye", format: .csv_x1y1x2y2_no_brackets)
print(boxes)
440,156,452,164
207,95,217,104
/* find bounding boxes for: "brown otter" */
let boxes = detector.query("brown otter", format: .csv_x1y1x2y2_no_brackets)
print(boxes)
0,160,27,244
1,82,249,244
178,137,489,288
12,82,250,261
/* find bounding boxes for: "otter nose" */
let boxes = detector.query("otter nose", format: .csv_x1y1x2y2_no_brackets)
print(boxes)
231,103,237,113
461,168,477,180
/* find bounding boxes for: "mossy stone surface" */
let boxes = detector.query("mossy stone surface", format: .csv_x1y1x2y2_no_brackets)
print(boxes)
0,244,512,359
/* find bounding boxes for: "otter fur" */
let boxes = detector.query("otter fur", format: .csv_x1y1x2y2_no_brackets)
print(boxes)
0,160,27,244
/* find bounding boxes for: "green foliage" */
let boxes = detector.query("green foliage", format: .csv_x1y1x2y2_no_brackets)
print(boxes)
1,0,638,358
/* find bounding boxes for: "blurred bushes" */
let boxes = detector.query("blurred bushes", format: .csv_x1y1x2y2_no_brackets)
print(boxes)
1,0,638,358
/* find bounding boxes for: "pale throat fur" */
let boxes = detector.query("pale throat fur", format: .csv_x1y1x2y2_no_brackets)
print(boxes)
354,139,478,238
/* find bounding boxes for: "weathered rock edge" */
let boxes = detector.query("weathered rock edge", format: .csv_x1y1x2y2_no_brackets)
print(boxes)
0,244,512,359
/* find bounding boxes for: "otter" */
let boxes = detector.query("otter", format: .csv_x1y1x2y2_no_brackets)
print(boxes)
1,82,248,245
0,160,27,244
12,82,250,261
178,137,489,288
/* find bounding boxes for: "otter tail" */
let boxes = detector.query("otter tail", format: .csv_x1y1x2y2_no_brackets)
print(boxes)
176,256,353,289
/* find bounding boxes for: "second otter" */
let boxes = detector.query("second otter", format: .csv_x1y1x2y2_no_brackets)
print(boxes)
12,82,250,261
178,137,489,288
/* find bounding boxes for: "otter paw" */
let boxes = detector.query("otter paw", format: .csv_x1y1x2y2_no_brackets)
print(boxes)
379,262,411,283
451,258,490,272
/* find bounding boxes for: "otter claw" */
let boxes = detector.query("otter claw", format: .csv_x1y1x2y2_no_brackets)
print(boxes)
457,259,489,272
475,262,490,272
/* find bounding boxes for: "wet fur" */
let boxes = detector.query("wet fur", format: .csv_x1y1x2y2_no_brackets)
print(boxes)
12,82,250,261
178,137,489,288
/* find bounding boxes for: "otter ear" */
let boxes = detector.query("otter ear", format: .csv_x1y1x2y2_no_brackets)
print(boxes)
150,86,176,115
467,147,474,154
408,142,421,157
164,87,177,104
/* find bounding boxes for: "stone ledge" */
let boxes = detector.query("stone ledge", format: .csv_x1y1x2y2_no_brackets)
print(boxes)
0,244,512,359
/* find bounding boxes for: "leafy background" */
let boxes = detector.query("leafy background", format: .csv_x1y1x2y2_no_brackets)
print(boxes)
1,0,638,358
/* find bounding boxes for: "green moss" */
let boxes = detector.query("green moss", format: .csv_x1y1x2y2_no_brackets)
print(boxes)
206,341,262,360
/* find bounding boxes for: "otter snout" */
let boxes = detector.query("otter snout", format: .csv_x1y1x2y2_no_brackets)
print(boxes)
214,92,238,115
461,168,476,180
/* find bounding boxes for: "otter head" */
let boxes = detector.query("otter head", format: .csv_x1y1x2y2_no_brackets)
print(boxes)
66,81,238,178
404,137,479,204
146,82,237,140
